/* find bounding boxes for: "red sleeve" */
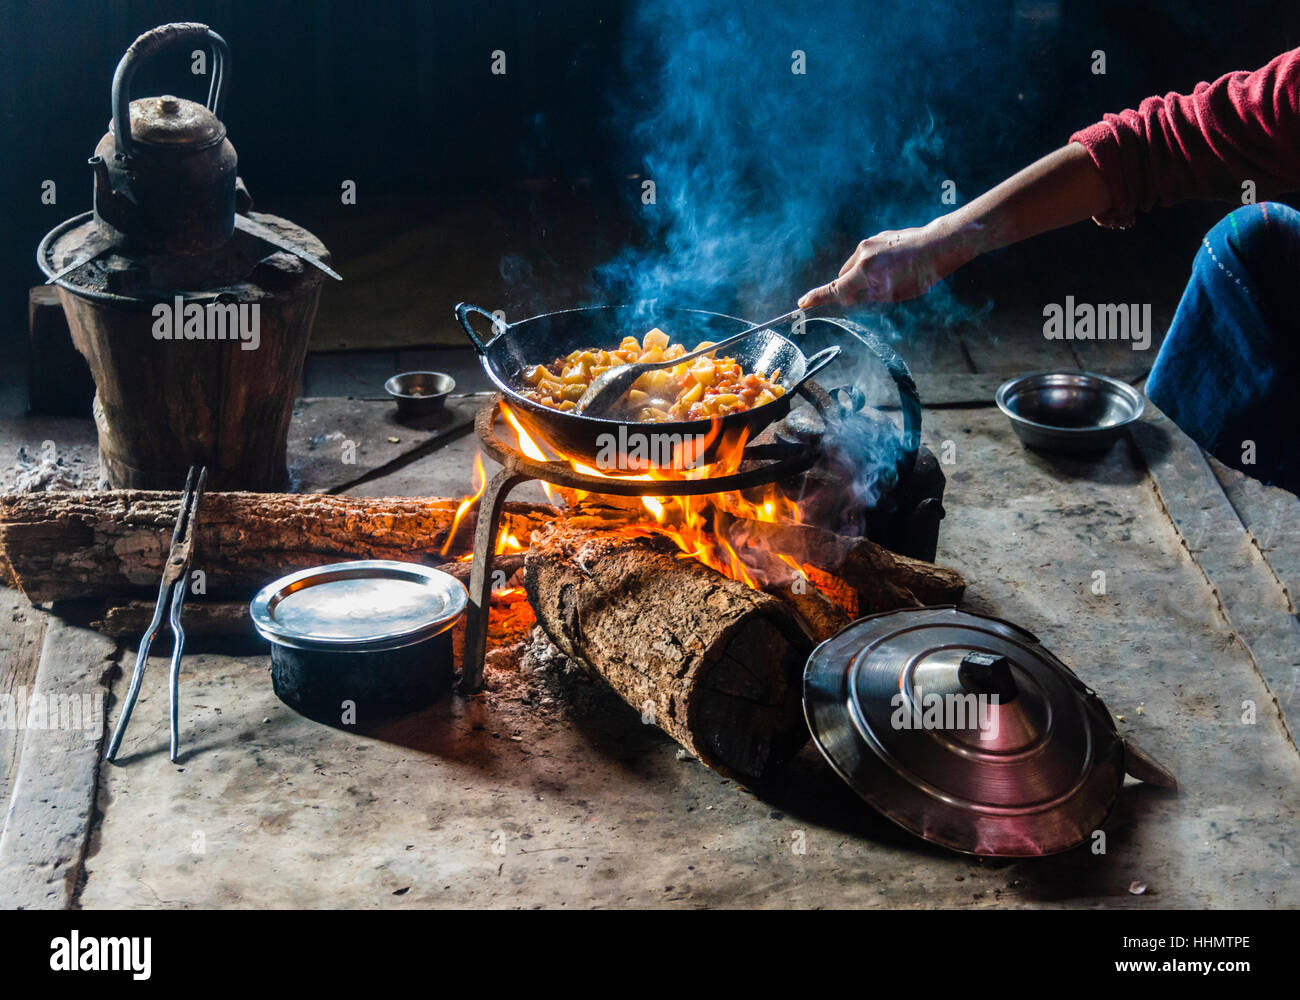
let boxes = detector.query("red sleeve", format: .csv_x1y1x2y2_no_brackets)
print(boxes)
1070,47,1300,227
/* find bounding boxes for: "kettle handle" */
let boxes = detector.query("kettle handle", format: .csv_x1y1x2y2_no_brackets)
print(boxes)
805,315,922,476
112,23,231,161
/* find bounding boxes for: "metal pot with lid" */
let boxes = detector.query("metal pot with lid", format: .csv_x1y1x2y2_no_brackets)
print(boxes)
251,561,469,722
803,606,1177,857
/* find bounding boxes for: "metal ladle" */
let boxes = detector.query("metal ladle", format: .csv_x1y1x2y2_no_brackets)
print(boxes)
574,306,806,415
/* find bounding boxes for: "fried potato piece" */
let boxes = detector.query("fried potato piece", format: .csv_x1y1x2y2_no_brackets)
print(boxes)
521,328,785,422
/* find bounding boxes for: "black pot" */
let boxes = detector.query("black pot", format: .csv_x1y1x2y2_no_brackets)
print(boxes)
250,560,467,723
267,631,455,723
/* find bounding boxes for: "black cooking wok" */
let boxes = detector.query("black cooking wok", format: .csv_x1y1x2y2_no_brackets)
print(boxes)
455,303,841,470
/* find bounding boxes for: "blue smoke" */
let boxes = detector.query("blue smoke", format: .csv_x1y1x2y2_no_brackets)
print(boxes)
587,0,1010,518
591,0,994,335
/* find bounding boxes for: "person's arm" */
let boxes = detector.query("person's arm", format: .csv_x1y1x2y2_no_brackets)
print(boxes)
801,46,1300,309
799,143,1109,308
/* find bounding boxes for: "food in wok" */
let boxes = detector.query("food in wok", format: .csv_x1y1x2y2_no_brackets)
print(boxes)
520,328,785,422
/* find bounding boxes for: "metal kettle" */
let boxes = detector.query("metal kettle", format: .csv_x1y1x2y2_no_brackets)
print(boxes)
44,21,336,287
89,22,237,255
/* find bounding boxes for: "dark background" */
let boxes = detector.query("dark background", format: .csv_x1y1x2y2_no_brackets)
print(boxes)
3,0,1299,368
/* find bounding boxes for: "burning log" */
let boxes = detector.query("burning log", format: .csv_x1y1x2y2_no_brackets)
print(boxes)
556,495,965,615
520,492,965,777
764,582,851,643
0,490,549,603
523,522,813,782
0,485,964,694
721,517,966,612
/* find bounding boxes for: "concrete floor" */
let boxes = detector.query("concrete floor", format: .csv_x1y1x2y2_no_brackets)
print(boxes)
1,295,1297,907
1,392,1295,908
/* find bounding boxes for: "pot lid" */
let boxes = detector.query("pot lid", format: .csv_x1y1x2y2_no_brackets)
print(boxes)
250,560,467,653
803,606,1128,857
119,95,225,149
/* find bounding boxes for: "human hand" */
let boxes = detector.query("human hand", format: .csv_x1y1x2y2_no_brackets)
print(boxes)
798,222,963,308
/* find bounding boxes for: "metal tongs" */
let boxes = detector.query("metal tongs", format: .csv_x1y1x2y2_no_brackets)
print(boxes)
105,466,207,764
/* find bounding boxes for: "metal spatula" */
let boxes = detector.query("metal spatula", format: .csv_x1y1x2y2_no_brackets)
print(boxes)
574,307,805,416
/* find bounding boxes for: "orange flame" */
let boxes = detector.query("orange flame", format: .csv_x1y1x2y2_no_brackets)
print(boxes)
496,526,525,554
440,453,486,556
502,404,553,500
777,553,807,578
489,401,806,591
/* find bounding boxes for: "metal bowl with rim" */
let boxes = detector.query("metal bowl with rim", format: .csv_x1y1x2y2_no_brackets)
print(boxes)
385,371,456,418
996,371,1144,456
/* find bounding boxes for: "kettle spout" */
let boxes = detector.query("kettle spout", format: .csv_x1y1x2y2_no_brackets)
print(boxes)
90,153,138,206
88,154,111,191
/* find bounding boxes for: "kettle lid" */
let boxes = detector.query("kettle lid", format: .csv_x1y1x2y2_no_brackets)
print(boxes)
803,606,1132,856
116,95,225,150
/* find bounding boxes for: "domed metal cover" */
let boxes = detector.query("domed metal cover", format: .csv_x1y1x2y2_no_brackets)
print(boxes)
123,95,226,148
250,560,468,653
804,606,1126,857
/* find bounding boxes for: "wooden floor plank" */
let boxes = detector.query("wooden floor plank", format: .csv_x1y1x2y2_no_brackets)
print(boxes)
0,617,115,909
1131,407,1300,744
0,590,47,811
1209,455,1300,606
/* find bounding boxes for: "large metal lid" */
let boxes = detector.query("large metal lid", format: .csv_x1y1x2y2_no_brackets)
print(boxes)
121,95,226,149
803,606,1128,856
250,560,467,653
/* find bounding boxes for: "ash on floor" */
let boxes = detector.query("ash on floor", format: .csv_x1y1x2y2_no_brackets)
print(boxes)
3,442,100,492
477,625,631,727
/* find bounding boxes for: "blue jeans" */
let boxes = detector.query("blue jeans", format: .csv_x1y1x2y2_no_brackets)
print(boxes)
1147,202,1300,495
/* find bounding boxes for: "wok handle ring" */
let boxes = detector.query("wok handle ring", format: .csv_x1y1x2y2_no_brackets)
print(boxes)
112,23,231,161
453,302,509,353
809,316,922,475
796,345,841,384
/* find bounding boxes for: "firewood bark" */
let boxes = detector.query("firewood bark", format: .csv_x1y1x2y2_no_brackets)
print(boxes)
524,522,812,782
88,555,528,637
91,600,259,637
0,491,551,603
764,582,852,644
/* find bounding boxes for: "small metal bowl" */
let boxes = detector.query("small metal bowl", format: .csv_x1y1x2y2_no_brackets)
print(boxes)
385,371,456,417
996,371,1144,456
